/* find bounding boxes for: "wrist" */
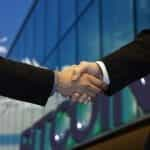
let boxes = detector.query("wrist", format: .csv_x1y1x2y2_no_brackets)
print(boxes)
95,62,103,79
96,61,110,85
54,71,61,92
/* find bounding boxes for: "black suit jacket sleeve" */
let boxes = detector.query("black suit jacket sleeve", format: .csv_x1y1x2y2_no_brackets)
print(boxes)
0,57,54,106
101,29,150,96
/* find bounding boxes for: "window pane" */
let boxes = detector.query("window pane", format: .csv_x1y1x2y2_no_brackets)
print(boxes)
23,14,35,59
60,0,75,35
44,50,59,70
136,0,150,32
59,29,76,68
45,0,59,55
102,0,134,56
102,0,139,128
9,30,26,61
78,0,100,62
34,0,45,63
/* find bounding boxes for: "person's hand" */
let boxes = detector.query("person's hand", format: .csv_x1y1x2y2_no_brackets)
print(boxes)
72,61,103,79
55,66,102,102
71,61,108,102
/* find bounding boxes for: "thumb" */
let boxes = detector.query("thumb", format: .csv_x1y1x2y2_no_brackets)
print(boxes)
72,65,87,81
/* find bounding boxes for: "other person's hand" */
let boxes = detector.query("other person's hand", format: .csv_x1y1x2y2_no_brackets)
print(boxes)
55,66,102,103
71,61,108,103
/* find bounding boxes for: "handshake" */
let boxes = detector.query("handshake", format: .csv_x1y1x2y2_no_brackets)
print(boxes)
54,61,108,103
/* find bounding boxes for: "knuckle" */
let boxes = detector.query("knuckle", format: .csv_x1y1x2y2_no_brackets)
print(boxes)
83,74,89,80
85,83,91,89
80,61,85,65
89,93,95,98
81,80,88,87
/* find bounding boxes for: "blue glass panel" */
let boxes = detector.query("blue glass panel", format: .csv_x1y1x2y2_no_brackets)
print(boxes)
59,29,76,68
109,96,114,129
78,0,100,62
102,0,138,129
121,88,138,123
34,129,41,150
9,30,26,61
136,0,150,32
66,136,77,150
102,0,134,56
60,0,75,35
43,122,52,150
75,103,92,131
34,0,45,63
44,50,59,70
24,13,35,59
45,0,59,55
78,0,91,14
53,112,70,142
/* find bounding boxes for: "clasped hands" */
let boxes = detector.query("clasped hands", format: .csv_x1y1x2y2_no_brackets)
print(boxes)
55,61,108,103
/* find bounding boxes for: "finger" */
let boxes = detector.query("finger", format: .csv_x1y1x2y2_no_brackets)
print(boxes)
82,91,96,98
83,84,103,99
88,96,91,101
101,82,109,91
78,93,88,103
71,65,78,68
86,74,105,89
86,83,102,95
72,92,80,102
84,96,91,104
80,61,88,65
72,65,87,81
72,67,82,81
79,85,96,98
62,65,77,72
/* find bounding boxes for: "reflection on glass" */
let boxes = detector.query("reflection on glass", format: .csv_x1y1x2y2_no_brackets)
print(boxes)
60,0,75,36
88,116,103,137
59,29,76,68
34,0,45,63
34,129,41,150
45,0,59,55
9,0,150,148
121,88,138,123
78,0,100,61
109,96,115,129
44,50,59,70
102,0,134,56
75,103,92,131
136,0,150,32
78,0,91,14
24,13,35,59
43,122,52,150
9,30,26,61
66,136,77,150
22,137,27,145
53,112,70,142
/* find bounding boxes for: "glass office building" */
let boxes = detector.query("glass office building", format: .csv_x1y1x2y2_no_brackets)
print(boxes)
6,0,150,149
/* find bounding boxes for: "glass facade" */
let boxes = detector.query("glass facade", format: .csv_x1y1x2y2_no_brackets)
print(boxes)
7,0,150,149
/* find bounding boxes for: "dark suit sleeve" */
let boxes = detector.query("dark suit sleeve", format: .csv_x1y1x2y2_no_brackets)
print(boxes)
101,29,150,96
0,57,54,106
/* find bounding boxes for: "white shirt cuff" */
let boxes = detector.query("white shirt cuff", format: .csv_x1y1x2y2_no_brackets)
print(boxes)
96,61,110,85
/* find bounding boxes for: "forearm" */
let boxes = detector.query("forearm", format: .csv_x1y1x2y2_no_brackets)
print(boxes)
100,29,150,95
0,57,54,105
